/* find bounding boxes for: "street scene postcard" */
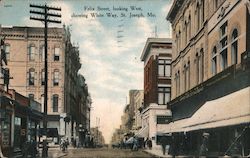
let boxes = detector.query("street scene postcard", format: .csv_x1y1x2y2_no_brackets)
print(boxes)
0,0,250,157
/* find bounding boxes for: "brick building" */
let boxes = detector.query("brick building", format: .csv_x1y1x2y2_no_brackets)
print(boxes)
140,38,172,150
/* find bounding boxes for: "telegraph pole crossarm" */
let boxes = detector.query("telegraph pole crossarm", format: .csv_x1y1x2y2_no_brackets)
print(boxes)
30,3,61,158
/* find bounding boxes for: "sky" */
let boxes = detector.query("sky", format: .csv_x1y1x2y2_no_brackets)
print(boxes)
0,0,172,143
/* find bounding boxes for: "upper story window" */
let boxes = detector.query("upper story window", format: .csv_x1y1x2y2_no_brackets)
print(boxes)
212,46,217,75
52,94,59,112
5,44,10,60
158,59,171,77
28,68,35,86
158,87,171,105
41,69,45,85
53,69,59,86
54,47,60,61
29,45,35,61
183,61,190,92
231,29,238,65
40,45,45,61
175,71,180,96
220,22,228,70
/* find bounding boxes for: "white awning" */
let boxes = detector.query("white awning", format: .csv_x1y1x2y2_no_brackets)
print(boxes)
165,87,250,133
135,126,149,138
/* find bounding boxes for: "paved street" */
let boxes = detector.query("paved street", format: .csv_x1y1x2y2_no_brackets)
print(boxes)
59,148,156,158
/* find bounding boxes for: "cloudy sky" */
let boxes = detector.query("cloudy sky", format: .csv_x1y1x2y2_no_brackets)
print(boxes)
0,0,172,143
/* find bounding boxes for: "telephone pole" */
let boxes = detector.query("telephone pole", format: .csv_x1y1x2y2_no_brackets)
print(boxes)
30,4,61,158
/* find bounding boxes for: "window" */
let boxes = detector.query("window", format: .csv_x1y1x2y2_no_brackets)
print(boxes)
52,94,59,112
54,47,60,61
53,69,59,86
156,115,171,124
158,59,171,77
40,46,45,61
212,47,217,75
28,94,34,100
28,68,35,86
41,69,45,85
158,87,171,105
220,22,228,70
5,44,10,60
175,71,180,96
184,61,190,92
231,29,238,65
200,49,204,82
221,49,228,70
29,45,35,61
196,53,200,84
188,15,191,40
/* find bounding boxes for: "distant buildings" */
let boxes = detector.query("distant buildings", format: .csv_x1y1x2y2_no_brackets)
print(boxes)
166,0,250,156
0,25,91,145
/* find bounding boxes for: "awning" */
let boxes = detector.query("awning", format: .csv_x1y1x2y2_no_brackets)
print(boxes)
165,87,250,133
135,126,149,138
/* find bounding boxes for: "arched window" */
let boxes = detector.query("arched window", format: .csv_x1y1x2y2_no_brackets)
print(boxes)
28,68,35,86
53,69,59,86
212,46,217,75
231,29,238,65
28,44,35,61
52,94,59,112
200,48,204,82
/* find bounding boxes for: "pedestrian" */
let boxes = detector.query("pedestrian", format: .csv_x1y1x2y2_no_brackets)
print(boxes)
147,138,152,150
132,136,138,151
144,137,148,149
160,136,168,155
199,132,209,156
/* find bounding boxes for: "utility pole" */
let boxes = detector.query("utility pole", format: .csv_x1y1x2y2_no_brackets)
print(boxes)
30,4,61,158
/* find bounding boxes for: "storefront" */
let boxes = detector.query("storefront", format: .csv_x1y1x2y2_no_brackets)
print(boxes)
0,96,14,157
165,87,250,156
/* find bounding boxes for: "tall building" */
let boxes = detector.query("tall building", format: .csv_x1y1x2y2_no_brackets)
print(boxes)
133,90,144,132
1,26,82,143
140,38,172,150
166,0,250,156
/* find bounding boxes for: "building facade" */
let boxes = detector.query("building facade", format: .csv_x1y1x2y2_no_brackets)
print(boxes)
167,0,250,156
140,38,172,149
0,26,82,143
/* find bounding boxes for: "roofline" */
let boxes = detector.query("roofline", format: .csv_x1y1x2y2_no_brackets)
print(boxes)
140,38,172,61
166,0,184,23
